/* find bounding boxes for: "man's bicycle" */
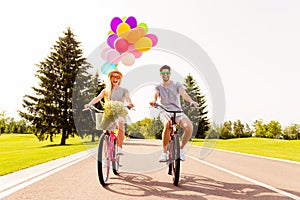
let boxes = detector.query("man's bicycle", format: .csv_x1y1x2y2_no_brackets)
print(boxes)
153,103,184,186
83,105,127,186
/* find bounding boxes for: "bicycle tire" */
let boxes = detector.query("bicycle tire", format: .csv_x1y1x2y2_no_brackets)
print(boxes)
172,134,180,186
112,139,120,175
97,133,110,186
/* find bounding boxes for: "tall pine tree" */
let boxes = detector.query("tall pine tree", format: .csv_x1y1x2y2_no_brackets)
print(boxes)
19,27,91,145
180,74,210,138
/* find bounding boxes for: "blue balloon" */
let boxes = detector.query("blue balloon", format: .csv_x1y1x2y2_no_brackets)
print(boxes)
101,62,117,75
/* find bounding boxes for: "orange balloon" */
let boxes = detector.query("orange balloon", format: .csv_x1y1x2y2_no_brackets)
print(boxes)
134,37,152,52
126,28,139,43
137,26,145,38
117,23,131,38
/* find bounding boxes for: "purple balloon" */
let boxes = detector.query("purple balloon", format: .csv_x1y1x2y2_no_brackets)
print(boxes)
107,34,118,49
125,16,137,29
110,17,123,33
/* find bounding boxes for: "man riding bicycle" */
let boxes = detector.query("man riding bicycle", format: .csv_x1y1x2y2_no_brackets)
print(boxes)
149,65,199,162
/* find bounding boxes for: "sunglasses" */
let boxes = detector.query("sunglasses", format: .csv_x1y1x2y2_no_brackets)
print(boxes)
111,75,121,79
160,71,170,75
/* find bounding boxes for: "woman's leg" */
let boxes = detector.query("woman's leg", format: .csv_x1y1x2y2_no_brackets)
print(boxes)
117,117,125,148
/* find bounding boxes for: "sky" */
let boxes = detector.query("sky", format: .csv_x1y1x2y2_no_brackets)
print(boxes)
0,0,300,127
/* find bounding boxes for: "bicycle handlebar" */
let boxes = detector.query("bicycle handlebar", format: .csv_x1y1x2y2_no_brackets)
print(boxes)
153,103,183,114
152,103,201,113
82,105,134,113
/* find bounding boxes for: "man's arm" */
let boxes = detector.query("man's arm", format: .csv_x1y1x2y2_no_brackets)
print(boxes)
178,88,199,107
149,89,159,106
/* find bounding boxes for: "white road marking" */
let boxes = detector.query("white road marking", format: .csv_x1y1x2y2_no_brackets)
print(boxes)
187,155,300,200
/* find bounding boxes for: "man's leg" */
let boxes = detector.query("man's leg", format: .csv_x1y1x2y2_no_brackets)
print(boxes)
162,120,171,153
179,118,193,149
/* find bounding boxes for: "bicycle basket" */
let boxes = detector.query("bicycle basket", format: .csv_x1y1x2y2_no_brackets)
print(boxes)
96,112,117,130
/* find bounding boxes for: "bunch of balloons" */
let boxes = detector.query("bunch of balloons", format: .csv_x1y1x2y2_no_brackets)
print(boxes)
101,16,158,74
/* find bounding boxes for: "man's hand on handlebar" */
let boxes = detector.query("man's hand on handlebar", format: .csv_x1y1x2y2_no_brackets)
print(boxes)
190,101,199,107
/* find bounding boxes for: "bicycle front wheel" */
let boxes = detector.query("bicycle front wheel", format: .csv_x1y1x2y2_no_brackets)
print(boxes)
171,134,180,186
112,139,120,175
97,133,110,186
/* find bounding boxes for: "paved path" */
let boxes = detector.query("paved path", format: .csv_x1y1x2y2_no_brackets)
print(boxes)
1,139,299,199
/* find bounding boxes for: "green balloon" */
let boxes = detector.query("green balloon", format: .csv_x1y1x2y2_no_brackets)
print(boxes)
138,22,148,33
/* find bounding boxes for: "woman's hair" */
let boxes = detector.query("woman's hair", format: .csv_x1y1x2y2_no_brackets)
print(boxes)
105,76,122,101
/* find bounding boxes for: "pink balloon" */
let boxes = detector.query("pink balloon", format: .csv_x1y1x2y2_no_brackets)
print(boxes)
107,34,118,49
145,34,158,46
107,49,121,64
121,53,135,66
110,17,123,33
128,44,142,58
114,38,129,53
101,48,111,60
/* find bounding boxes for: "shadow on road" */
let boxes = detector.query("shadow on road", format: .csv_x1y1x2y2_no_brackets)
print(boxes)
104,172,297,199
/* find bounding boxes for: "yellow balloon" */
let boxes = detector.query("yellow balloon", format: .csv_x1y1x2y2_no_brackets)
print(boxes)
107,30,114,35
117,23,131,38
134,37,153,52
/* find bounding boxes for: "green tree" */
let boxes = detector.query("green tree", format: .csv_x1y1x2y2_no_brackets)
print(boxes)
243,123,254,137
73,73,105,142
19,27,91,145
233,120,244,138
253,120,267,138
0,111,5,134
266,121,282,138
283,124,299,140
220,121,232,139
147,117,163,139
180,74,209,138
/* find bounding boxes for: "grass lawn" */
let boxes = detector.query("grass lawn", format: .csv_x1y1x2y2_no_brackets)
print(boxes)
191,137,300,162
0,134,98,176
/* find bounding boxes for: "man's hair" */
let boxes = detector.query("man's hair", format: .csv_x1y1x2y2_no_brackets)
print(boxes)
160,65,171,72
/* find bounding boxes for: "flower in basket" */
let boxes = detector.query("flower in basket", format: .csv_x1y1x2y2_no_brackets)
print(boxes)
100,101,128,130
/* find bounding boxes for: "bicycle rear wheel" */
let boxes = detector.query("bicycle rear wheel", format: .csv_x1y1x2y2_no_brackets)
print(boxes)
97,133,110,186
112,139,120,175
169,134,180,186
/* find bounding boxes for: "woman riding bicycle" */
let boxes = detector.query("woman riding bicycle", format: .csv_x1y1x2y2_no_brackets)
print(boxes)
149,65,199,162
85,69,134,155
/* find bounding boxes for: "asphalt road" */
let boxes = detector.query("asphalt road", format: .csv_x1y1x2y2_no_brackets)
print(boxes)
1,139,300,200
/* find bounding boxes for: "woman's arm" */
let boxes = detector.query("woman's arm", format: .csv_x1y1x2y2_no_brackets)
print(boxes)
84,89,106,108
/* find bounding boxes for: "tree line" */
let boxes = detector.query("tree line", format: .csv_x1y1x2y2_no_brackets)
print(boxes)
0,111,31,134
206,120,300,140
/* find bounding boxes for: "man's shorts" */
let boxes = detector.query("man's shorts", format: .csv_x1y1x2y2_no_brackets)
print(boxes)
159,111,188,125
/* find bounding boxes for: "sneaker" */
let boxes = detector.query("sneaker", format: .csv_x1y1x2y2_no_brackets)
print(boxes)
180,149,186,161
117,148,124,155
158,153,168,163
